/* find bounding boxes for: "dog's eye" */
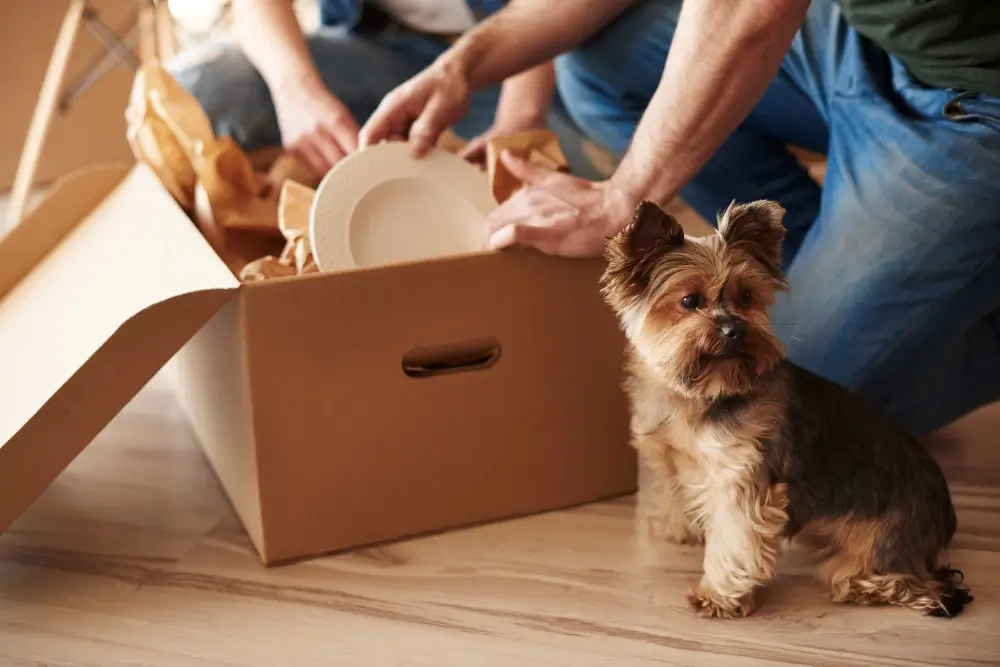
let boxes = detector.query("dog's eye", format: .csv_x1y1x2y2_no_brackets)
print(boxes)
681,294,703,310
739,291,752,308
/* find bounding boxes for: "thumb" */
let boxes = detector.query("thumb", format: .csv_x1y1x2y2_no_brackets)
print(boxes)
500,150,550,185
358,93,405,149
459,136,487,166
488,221,557,252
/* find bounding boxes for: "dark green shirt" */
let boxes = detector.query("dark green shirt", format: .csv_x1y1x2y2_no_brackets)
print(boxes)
839,0,1000,97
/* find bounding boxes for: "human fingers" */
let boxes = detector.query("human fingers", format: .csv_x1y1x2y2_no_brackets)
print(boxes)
326,111,360,153
292,142,331,177
358,87,415,149
499,149,555,186
408,93,455,158
487,219,566,253
311,131,346,171
459,135,488,167
485,194,576,250
483,187,567,237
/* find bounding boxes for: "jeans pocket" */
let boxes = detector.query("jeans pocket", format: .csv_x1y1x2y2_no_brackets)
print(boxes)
889,57,1000,132
942,92,1000,132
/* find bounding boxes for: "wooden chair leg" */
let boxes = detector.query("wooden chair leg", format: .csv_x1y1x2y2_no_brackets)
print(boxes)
137,0,157,64
154,0,178,62
136,0,177,65
7,0,88,229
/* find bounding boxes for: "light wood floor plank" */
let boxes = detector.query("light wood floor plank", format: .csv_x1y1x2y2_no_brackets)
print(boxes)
0,373,997,666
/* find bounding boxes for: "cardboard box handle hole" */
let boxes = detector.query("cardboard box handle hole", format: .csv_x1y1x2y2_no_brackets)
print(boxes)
402,336,501,378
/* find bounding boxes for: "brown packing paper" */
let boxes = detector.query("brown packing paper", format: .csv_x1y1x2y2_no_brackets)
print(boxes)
190,137,288,274
125,62,311,274
238,255,299,281
132,61,215,166
239,180,318,282
486,129,569,205
125,100,198,211
125,61,215,211
193,136,278,239
264,154,322,193
436,128,468,155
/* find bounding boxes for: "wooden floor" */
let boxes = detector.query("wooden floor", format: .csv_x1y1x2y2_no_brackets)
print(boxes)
1,373,998,666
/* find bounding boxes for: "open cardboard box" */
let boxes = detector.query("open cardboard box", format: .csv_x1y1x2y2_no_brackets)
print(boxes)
0,160,637,565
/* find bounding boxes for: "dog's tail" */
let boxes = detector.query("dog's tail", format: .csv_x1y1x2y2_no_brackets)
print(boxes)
929,567,974,618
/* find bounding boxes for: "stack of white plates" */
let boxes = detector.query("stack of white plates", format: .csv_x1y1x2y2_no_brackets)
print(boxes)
309,142,497,272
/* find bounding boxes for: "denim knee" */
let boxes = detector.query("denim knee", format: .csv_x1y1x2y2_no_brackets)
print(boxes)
554,0,681,156
166,42,280,150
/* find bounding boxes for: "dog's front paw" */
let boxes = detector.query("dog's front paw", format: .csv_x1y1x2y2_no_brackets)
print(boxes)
662,521,704,546
686,585,755,619
645,512,704,546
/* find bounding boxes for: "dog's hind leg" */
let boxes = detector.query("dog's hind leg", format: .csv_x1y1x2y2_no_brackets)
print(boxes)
850,569,971,617
823,559,972,617
813,518,973,618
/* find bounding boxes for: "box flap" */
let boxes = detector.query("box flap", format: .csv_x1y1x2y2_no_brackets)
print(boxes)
0,163,238,534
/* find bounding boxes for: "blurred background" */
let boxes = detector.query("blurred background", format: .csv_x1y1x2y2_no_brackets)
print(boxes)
0,1,319,231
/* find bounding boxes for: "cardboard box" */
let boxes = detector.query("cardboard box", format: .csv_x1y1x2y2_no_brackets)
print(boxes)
0,161,637,565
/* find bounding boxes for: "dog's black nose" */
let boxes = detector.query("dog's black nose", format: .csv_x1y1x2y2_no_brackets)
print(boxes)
717,317,746,348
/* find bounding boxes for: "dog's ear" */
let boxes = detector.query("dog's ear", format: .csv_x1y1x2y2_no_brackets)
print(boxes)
602,201,685,303
718,200,786,282
611,200,685,261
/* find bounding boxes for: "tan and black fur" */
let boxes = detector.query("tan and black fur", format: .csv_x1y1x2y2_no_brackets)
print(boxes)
600,200,972,619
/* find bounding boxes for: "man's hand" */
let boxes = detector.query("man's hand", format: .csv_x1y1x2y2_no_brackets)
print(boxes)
485,151,635,257
231,0,360,175
357,1,633,156
274,82,360,176
358,60,471,157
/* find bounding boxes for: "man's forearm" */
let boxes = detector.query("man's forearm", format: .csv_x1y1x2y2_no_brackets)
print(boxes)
232,0,322,94
444,0,640,90
610,0,809,210
494,62,556,128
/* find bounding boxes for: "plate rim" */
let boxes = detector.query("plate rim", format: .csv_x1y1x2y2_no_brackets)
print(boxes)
308,142,496,273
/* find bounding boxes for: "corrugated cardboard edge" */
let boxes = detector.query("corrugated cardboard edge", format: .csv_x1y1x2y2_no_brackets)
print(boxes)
0,162,238,535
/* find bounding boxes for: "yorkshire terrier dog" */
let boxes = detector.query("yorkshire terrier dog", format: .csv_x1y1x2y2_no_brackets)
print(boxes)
600,199,972,619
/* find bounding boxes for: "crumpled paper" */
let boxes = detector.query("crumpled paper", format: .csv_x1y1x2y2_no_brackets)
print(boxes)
125,62,572,281
125,61,320,274
435,128,468,155
192,136,279,256
125,62,215,211
485,129,569,204
239,180,319,281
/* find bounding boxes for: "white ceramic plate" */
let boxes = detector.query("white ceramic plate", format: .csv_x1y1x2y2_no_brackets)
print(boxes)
309,142,497,273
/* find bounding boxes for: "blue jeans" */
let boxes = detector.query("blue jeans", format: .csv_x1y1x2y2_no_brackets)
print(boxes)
555,0,1000,436
166,23,603,180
